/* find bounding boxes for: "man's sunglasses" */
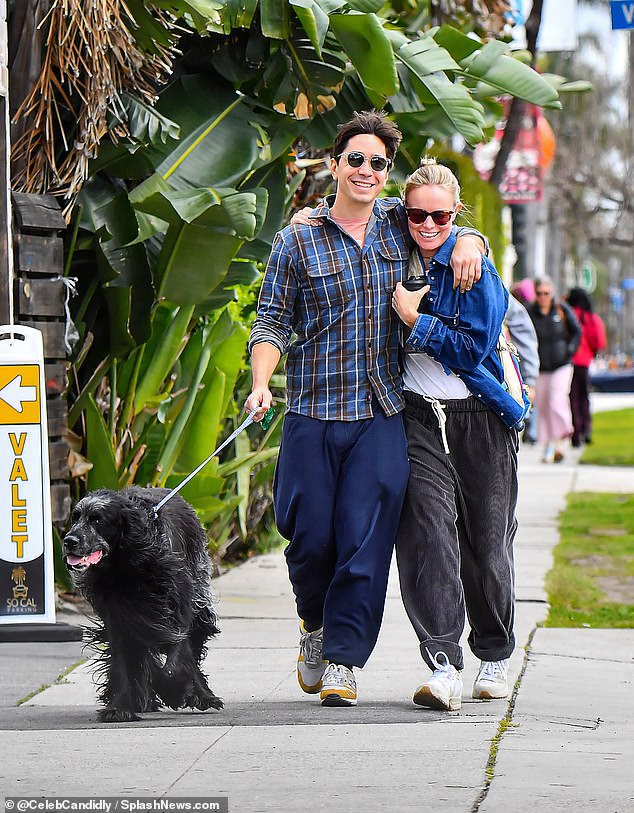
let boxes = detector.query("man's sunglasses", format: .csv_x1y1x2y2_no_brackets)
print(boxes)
337,151,392,172
406,208,455,226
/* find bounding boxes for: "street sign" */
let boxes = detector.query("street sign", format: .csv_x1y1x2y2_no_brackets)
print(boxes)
610,1,634,29
580,262,596,294
0,325,55,624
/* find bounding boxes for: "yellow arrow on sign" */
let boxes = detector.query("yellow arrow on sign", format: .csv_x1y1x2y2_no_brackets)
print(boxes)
0,375,38,413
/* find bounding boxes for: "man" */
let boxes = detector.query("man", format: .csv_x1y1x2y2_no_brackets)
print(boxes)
245,111,485,706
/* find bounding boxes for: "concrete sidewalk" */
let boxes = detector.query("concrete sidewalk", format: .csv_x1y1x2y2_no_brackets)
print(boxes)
2,434,634,809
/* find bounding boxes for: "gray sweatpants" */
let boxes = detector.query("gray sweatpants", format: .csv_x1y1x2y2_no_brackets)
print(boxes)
396,391,519,672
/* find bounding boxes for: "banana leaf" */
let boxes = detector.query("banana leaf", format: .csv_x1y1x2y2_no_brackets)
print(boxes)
329,13,398,99
84,395,119,491
433,26,561,110
133,305,195,413
290,0,329,55
175,311,248,471
260,0,292,38
151,79,259,190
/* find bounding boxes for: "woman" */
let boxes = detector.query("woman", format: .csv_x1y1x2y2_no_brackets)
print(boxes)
391,158,527,712
566,287,606,446
527,278,581,463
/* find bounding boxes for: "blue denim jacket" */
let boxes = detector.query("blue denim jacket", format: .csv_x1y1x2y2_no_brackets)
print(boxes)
404,231,529,430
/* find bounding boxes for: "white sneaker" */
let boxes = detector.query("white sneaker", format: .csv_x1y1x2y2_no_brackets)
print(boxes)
473,659,510,699
413,650,463,711
297,622,327,694
320,663,357,706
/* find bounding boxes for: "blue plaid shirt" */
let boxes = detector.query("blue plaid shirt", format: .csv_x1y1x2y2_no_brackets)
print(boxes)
249,196,409,420
249,197,484,421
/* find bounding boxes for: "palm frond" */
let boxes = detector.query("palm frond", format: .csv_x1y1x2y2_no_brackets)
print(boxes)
12,0,180,211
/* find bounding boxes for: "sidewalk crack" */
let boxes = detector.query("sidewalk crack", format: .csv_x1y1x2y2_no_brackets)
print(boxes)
470,627,537,813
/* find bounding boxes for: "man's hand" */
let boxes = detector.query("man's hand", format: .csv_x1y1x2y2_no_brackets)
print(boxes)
245,387,273,423
452,234,484,292
290,207,314,226
392,282,429,329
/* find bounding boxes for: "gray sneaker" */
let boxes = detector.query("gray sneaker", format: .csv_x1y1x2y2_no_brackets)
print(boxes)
297,622,327,693
320,663,357,706
472,659,510,699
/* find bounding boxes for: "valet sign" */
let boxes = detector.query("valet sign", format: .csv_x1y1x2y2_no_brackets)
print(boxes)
0,326,55,624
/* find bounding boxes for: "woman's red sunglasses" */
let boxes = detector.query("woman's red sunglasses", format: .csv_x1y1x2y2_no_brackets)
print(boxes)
406,208,455,226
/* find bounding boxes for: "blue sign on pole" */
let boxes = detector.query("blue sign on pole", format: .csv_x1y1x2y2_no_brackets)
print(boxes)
611,1,634,29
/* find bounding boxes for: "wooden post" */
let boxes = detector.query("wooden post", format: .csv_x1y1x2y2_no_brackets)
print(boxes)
12,192,70,527
0,0,12,324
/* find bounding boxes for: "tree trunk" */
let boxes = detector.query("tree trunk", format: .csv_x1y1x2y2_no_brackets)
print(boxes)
8,0,49,179
489,0,544,189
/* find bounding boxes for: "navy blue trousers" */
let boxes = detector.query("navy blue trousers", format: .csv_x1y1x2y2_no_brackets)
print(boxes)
274,408,409,668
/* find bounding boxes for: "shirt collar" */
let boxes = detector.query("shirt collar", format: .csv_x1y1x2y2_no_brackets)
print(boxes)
310,195,401,222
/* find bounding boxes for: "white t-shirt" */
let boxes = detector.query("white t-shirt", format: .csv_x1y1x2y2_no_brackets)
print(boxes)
403,350,470,399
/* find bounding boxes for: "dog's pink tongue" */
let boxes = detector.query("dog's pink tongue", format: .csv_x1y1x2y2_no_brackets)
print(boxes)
67,551,103,566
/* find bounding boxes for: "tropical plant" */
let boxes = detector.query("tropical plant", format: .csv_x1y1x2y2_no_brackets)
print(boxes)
9,0,565,562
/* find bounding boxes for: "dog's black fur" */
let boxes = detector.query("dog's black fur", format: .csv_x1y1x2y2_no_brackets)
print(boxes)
63,486,222,722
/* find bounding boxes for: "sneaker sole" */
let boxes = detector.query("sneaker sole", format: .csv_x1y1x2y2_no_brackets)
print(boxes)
297,670,323,694
472,687,509,700
413,686,461,711
320,692,357,707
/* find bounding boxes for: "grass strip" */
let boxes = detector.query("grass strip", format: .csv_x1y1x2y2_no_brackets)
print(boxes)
581,408,634,466
545,492,634,628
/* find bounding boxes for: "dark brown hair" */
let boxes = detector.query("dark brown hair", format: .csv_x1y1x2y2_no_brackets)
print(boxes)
332,110,402,163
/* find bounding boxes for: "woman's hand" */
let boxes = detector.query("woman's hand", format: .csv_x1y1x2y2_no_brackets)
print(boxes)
392,282,429,328
290,207,314,226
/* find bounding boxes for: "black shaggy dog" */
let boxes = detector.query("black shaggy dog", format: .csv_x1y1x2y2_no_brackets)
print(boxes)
63,486,223,722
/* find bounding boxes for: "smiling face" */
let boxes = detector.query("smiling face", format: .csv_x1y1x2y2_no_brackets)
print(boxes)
406,184,461,258
330,133,390,218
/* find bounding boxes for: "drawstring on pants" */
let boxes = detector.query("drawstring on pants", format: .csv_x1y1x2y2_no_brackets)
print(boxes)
422,395,450,454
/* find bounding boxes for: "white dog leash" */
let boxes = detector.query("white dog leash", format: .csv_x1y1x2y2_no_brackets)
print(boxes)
153,408,272,514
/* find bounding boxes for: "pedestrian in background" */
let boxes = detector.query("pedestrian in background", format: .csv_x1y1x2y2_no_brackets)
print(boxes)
510,277,535,308
506,293,539,405
528,277,582,463
566,287,606,447
510,278,538,443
